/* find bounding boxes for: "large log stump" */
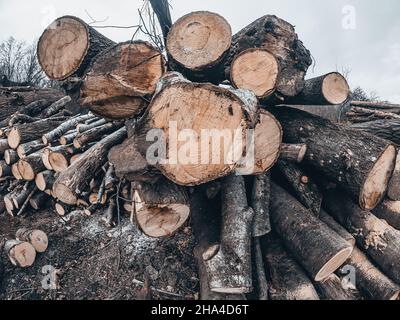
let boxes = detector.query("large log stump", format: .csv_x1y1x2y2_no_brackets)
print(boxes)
269,106,396,210
38,16,115,80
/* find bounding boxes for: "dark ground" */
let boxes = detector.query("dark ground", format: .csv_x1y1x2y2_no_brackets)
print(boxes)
0,207,198,300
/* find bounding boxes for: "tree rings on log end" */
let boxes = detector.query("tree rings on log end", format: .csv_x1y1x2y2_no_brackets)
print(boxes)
361,145,396,210
167,11,232,71
315,246,353,282
53,183,77,205
231,49,278,99
322,72,350,105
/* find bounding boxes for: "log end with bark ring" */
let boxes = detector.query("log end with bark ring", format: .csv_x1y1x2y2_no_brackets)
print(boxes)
321,72,350,105
38,16,90,80
8,127,21,149
230,49,279,99
360,145,396,210
11,163,23,180
49,152,69,173
53,183,77,205
16,229,49,253
315,246,353,282
17,160,36,181
167,11,232,71
5,240,36,268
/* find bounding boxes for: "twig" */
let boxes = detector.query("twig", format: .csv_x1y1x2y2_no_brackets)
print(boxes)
17,188,36,216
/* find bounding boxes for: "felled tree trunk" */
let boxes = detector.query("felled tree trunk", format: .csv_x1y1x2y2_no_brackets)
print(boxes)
224,15,312,98
323,188,400,284
38,15,115,80
342,247,400,300
132,177,190,238
53,127,127,205
287,73,349,105
167,11,232,83
262,235,319,300
80,41,165,119
314,274,359,301
73,122,123,148
250,173,271,237
270,106,396,210
18,151,46,181
5,149,18,165
270,182,353,282
319,210,356,246
4,240,36,268
8,118,66,149
203,175,254,294
15,228,48,253
373,200,400,230
351,120,400,146
17,139,46,158
274,161,322,216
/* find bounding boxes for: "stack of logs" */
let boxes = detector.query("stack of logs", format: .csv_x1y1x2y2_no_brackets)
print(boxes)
1,9,400,300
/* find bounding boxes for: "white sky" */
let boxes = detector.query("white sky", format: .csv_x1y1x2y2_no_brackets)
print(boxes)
0,0,399,102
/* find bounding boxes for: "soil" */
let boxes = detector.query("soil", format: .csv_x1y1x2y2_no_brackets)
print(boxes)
0,207,198,300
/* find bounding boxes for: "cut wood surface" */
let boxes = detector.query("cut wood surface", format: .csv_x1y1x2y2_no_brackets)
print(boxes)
16,228,48,253
225,15,312,97
18,151,46,181
270,182,353,282
38,15,115,80
167,11,232,82
4,240,36,268
270,106,396,210
279,143,307,163
5,149,18,165
17,140,46,159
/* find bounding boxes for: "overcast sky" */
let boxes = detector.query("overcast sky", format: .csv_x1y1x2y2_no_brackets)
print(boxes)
0,0,399,102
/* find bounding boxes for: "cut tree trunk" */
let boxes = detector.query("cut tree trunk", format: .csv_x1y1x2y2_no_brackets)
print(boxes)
386,151,400,201
80,41,165,120
314,274,359,301
224,15,312,98
43,96,72,117
287,72,349,105
15,228,48,253
319,210,356,247
250,172,271,237
167,11,232,83
37,15,115,80
262,235,319,300
0,139,9,156
76,118,107,133
279,143,307,163
134,72,270,186
274,161,322,216
132,177,190,238
203,175,253,294
277,104,345,123
11,163,23,180
17,140,46,158
48,146,76,172
53,127,127,205
5,149,18,165
4,240,36,268
340,247,400,300
270,182,353,282
29,192,50,210
189,190,244,300
55,202,75,216
323,188,400,284
42,114,94,145
18,151,46,181
230,48,278,100
12,183,35,209
351,120,400,145
8,118,66,149
269,106,396,210
373,200,400,230
0,161,11,178
73,122,123,148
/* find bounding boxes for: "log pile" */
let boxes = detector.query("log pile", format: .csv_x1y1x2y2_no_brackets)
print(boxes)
1,8,399,301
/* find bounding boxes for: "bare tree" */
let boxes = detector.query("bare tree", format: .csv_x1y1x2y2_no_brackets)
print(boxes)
0,37,47,87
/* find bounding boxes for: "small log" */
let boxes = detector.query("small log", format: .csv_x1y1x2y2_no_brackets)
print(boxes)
132,177,190,237
287,72,349,105
319,210,356,246
274,161,322,216
270,106,396,210
42,145,71,170
38,15,115,80
4,187,21,215
18,151,46,181
314,274,359,300
29,192,50,210
224,15,312,98
262,235,319,300
42,114,94,145
17,139,46,158
4,240,36,268
8,118,66,149
76,118,107,134
0,139,9,156
48,147,75,172
16,228,48,253
341,247,400,300
89,192,107,205
55,202,75,216
167,11,232,83
250,172,271,237
5,149,19,165
53,127,127,205
8,114,38,127
279,143,307,163
270,182,353,282
43,96,72,117
11,163,23,180
84,203,100,216
203,175,253,294
59,131,78,145
81,41,165,119
73,122,123,148
323,188,400,284
35,171,56,192
0,161,11,178
12,183,35,209
373,199,400,230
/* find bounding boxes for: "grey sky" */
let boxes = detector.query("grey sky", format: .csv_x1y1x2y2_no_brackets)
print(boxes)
0,0,399,102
